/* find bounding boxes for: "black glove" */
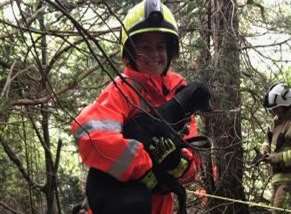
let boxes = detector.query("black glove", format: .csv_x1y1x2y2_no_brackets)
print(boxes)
174,81,211,114
149,137,181,171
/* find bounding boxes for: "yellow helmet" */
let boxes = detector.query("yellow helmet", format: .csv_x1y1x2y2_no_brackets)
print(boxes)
120,0,179,60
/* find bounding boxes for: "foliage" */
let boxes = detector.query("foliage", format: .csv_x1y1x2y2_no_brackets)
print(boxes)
58,168,85,214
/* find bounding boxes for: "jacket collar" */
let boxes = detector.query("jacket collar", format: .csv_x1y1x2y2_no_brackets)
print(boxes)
123,66,173,100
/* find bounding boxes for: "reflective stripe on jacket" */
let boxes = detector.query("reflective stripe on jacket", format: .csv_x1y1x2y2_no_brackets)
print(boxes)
71,66,200,214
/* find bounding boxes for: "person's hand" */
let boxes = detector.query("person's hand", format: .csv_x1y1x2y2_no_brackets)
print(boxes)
264,152,283,164
149,137,181,171
139,170,158,190
175,82,211,114
260,142,270,155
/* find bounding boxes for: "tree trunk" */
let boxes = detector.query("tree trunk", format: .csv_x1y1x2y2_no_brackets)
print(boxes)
38,2,59,213
198,0,249,213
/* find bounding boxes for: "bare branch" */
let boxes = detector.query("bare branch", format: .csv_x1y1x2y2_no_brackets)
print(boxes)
0,135,43,190
0,201,24,214
0,0,12,9
241,37,291,50
1,62,16,98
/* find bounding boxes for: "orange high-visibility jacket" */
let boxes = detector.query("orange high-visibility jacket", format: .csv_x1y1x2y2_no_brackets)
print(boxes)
71,66,202,214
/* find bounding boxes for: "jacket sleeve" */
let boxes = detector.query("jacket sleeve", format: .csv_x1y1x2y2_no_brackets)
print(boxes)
71,83,153,182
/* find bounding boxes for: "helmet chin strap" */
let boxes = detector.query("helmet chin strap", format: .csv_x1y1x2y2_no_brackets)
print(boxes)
162,58,172,75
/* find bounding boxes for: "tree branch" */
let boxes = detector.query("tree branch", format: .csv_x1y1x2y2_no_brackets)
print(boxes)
0,201,24,214
0,135,43,190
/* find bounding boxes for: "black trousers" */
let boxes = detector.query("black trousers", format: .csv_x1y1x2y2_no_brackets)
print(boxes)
86,168,152,214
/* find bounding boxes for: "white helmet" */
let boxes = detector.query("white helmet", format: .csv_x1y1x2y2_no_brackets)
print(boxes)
264,83,291,110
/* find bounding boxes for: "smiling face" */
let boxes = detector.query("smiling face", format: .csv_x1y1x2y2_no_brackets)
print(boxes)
133,32,169,75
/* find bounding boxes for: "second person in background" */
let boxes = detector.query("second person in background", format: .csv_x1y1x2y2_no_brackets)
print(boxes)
261,82,291,213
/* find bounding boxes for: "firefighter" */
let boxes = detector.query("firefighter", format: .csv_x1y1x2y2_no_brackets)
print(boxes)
71,0,209,213
261,82,291,213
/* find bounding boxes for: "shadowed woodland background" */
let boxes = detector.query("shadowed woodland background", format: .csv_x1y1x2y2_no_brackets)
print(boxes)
0,0,291,213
